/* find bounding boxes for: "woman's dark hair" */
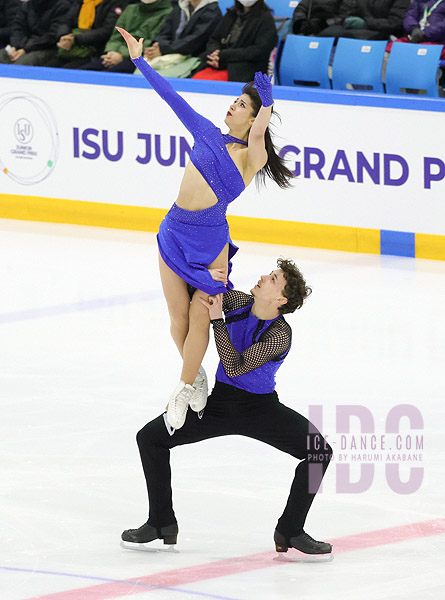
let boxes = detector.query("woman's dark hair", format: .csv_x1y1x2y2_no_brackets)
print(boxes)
277,258,312,314
242,81,294,189
230,0,271,16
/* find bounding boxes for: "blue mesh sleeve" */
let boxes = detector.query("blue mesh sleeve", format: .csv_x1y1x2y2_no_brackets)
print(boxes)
132,56,214,138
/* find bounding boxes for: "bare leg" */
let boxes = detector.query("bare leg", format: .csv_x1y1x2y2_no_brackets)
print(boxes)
180,244,229,385
180,290,210,384
158,252,190,357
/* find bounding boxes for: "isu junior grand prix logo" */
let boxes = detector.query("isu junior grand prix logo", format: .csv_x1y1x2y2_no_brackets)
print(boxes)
0,92,59,185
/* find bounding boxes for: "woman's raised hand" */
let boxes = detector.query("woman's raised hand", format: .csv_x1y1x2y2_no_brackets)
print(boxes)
254,72,274,108
115,26,143,59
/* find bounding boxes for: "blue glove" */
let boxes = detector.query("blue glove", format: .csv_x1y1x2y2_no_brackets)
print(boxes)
254,71,274,107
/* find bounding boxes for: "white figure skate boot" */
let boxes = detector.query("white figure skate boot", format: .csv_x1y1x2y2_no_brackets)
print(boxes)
189,366,208,412
167,381,194,429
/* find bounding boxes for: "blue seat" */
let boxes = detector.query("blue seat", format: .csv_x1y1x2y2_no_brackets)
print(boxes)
274,15,293,44
268,0,300,19
218,0,234,14
385,42,443,97
332,38,386,93
277,34,334,88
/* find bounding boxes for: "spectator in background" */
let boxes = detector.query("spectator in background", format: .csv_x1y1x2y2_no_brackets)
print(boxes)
44,1,130,70
193,0,277,81
141,0,222,78
318,0,410,40
292,0,341,36
81,0,172,73
0,0,20,49
0,0,70,65
395,0,445,50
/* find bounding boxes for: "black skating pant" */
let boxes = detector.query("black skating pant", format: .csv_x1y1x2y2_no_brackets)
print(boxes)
136,381,332,539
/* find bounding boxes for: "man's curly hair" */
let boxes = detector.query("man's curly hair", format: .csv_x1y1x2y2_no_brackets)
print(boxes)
277,258,312,314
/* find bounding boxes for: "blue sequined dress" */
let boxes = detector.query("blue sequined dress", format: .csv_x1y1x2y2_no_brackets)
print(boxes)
132,56,248,295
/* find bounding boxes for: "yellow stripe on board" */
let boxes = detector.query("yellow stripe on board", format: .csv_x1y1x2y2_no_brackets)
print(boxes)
0,193,166,232
227,215,380,254
1,193,444,260
416,233,445,261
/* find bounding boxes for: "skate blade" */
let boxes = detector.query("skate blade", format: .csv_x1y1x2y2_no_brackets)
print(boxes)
274,551,334,563
120,541,179,553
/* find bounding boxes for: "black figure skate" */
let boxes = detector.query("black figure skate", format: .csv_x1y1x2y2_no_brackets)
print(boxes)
120,521,179,553
274,530,333,563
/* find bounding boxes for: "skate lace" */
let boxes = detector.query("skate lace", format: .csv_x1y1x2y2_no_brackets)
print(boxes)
127,520,150,533
173,386,193,415
194,373,205,393
299,532,323,545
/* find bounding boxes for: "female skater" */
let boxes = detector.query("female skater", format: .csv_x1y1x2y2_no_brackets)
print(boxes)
116,27,293,430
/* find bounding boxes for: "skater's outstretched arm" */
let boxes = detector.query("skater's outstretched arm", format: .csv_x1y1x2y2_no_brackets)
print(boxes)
116,27,213,137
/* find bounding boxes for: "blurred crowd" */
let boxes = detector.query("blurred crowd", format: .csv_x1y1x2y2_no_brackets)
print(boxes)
0,0,444,82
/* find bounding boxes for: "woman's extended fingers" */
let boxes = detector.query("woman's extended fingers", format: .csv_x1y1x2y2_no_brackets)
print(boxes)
254,71,270,88
115,26,143,58
115,26,132,41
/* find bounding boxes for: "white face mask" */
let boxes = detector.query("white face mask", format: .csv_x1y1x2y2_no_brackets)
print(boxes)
238,0,258,6
140,0,158,4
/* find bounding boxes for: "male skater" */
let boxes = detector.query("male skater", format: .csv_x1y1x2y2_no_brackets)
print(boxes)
122,258,333,556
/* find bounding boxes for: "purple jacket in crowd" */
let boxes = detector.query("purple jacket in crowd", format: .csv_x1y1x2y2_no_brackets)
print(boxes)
404,0,445,43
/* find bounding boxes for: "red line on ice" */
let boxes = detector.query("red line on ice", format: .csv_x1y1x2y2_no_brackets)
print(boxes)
26,518,445,600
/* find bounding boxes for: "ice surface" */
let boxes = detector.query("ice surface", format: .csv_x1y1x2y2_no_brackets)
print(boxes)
1,220,444,600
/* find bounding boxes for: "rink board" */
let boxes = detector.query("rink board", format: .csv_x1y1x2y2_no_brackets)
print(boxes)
0,64,445,260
